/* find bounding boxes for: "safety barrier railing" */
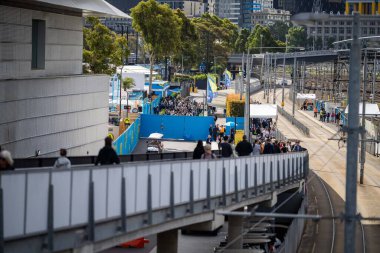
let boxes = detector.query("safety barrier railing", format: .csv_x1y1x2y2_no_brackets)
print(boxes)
1,152,308,252
277,106,310,137
278,199,307,253
113,117,141,155
142,94,161,114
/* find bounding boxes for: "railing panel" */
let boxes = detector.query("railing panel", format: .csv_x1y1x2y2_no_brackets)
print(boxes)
93,168,108,220
227,159,235,194
215,160,223,196
159,163,171,208
125,166,137,215
199,161,208,200
237,158,244,191
248,157,255,188
135,165,149,212
2,173,26,237
26,172,49,234
71,170,90,225
181,162,191,203
107,167,122,218
264,156,271,185
257,156,263,185
171,163,182,204
52,171,71,229
149,164,161,210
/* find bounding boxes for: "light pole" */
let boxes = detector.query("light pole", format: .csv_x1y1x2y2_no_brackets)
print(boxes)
360,48,367,184
281,35,288,108
273,54,277,104
260,34,263,54
312,31,316,51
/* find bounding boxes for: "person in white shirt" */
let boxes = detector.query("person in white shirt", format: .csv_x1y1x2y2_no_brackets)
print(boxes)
53,149,71,169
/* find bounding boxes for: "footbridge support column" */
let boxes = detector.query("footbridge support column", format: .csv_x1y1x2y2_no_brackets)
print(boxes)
157,229,178,253
227,215,243,249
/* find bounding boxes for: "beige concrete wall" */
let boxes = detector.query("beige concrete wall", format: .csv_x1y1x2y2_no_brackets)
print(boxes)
0,5,83,79
0,75,109,158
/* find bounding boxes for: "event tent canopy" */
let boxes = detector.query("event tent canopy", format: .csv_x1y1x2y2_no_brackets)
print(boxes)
344,103,380,116
250,104,277,118
296,93,316,100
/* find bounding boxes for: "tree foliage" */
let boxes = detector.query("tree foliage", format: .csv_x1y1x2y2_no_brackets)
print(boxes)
268,21,291,42
131,0,182,93
247,24,279,53
83,17,129,74
286,27,307,52
234,28,250,53
122,77,136,91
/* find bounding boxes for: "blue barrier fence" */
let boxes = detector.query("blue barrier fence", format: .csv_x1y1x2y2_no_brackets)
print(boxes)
143,95,162,114
113,117,141,155
140,114,215,141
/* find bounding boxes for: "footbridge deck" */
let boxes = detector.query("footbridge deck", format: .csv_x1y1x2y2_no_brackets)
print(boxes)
1,152,308,253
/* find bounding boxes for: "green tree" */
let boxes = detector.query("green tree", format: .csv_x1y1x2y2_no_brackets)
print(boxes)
122,77,136,91
268,21,290,42
234,28,250,53
83,17,129,74
247,24,279,53
173,9,199,71
326,36,336,49
287,27,307,52
192,13,239,72
131,0,182,94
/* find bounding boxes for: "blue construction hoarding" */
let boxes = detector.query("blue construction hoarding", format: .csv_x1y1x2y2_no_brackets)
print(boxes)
113,118,141,155
140,114,215,141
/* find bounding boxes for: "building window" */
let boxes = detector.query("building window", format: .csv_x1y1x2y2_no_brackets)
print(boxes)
363,27,367,35
346,27,352,34
31,19,46,69
370,21,375,26
370,27,375,35
339,27,344,34
332,27,337,34
347,21,352,26
317,27,322,34
377,27,380,34
340,21,344,25
325,27,330,34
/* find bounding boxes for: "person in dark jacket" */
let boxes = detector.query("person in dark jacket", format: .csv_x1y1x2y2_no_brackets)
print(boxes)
95,137,120,165
212,125,219,141
208,124,213,136
193,140,205,159
235,135,253,156
263,139,275,154
273,140,281,154
220,136,233,158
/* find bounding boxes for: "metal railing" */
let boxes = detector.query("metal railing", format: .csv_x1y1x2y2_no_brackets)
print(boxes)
277,106,311,137
1,152,308,252
278,199,307,253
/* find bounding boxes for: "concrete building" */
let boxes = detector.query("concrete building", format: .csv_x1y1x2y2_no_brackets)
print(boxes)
0,0,128,158
251,7,291,26
208,0,242,25
276,0,344,14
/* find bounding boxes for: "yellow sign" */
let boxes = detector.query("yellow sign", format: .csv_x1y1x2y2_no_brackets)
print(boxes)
235,130,244,145
124,118,130,124
207,75,218,92
281,101,285,107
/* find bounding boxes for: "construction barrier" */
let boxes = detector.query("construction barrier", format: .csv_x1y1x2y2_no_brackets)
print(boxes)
113,117,141,155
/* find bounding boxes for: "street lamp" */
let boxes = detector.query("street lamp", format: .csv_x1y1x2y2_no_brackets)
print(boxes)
281,35,288,108
260,34,264,54
312,30,316,51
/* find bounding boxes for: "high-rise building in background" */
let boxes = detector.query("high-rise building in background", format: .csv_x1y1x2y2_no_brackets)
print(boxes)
106,0,142,13
275,0,344,14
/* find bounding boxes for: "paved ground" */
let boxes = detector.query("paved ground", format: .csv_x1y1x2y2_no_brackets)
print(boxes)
253,89,380,252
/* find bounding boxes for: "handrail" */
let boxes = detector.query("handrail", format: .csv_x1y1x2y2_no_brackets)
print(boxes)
277,106,310,137
1,152,308,253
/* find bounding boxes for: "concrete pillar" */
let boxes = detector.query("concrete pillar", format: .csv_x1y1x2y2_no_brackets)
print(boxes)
157,229,178,253
359,2,363,14
228,216,243,249
372,2,376,15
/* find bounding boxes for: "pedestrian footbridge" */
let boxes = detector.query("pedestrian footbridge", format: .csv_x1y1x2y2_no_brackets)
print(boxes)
1,152,308,253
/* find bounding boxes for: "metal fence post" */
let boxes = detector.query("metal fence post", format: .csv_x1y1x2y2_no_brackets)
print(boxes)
254,163,258,196
222,167,227,206
292,158,295,183
270,161,274,191
262,162,266,193
0,187,3,253
170,171,175,218
147,174,153,225
189,170,194,214
87,171,95,241
206,168,211,209
287,158,290,184
245,164,249,199
234,166,239,202
283,159,286,186
47,183,54,251
121,177,127,232
277,160,280,188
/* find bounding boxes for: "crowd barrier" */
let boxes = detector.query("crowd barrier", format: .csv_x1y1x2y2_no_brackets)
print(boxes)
140,114,215,141
1,151,308,252
113,118,141,155
142,95,161,115
277,106,310,137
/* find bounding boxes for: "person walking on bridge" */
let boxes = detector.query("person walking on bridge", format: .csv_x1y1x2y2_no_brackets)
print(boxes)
95,137,120,165
220,136,233,158
53,148,71,169
313,107,318,118
193,140,205,159
235,135,253,156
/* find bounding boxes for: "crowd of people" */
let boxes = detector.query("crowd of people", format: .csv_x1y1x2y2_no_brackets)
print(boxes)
154,96,203,116
313,107,341,125
193,134,305,160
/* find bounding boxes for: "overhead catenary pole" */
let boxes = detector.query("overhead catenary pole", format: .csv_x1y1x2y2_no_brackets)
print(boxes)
360,49,367,184
372,52,377,104
281,36,288,108
273,54,277,104
344,12,361,253
292,57,297,116
240,53,245,100
244,51,251,141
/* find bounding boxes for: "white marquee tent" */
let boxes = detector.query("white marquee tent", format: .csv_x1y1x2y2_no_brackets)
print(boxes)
344,103,380,116
250,104,277,118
